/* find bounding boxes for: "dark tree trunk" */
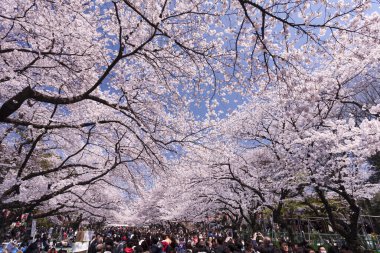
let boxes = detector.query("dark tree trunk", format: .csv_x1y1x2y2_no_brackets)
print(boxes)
0,214,8,243
71,214,83,232
315,186,364,252
345,234,363,253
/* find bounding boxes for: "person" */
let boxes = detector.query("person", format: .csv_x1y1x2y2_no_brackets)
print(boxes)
213,238,224,253
185,240,193,253
96,236,104,253
89,234,101,253
25,239,39,253
48,248,57,253
150,238,161,253
192,240,209,253
339,245,353,253
161,241,169,253
175,238,186,253
104,234,114,253
113,237,121,253
291,243,302,253
42,234,50,252
252,235,276,253
116,237,127,253
305,246,315,253
244,242,256,253
134,246,143,253
317,246,326,253
6,240,17,253
20,240,29,253
278,242,290,253
105,234,114,250
124,242,134,253
191,237,199,248
205,240,213,253
140,240,149,253
163,236,171,246
327,246,339,253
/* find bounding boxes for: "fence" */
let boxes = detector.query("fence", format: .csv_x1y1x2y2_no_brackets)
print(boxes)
269,231,380,251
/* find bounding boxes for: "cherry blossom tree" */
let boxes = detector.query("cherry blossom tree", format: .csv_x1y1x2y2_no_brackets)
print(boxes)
1,0,221,238
208,21,380,250
1,1,379,249
132,8,380,251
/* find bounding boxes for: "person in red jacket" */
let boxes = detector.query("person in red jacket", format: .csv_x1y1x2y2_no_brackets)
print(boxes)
124,242,134,253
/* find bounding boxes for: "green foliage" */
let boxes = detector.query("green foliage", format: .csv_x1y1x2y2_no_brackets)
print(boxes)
39,153,55,171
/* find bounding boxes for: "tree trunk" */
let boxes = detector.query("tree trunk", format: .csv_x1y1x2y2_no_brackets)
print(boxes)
0,214,8,243
315,186,365,252
345,236,363,253
72,214,83,232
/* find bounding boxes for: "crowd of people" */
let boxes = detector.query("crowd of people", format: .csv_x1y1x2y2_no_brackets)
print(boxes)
85,227,369,253
2,226,377,253
2,230,73,253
